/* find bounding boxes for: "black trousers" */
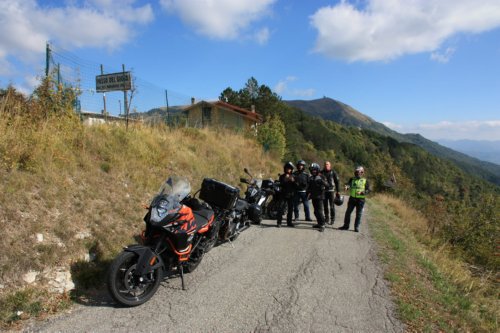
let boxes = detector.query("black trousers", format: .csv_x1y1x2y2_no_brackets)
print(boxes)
343,197,365,230
323,191,336,222
277,197,294,225
311,198,326,226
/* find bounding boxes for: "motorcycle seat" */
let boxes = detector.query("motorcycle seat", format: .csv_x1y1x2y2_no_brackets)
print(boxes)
193,207,214,222
192,208,215,230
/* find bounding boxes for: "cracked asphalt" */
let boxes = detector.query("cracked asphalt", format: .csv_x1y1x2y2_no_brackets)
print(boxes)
31,202,404,333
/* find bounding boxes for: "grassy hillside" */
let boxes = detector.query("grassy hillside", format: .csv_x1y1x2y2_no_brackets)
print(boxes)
369,194,498,332
285,97,500,185
0,85,280,327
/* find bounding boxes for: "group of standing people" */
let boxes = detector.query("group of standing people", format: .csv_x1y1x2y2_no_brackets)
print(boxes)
276,161,369,233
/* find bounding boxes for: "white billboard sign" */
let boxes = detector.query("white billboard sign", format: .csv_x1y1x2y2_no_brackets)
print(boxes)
96,72,132,92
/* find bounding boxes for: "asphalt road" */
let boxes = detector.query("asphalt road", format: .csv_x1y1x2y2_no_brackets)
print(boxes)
32,202,403,333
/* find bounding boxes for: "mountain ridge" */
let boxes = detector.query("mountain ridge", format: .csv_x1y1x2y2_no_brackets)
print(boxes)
284,97,500,185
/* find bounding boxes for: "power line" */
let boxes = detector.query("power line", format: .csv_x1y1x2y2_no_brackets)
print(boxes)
47,43,197,115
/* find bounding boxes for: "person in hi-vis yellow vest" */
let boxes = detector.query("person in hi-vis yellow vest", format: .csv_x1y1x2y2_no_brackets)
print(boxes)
339,166,370,232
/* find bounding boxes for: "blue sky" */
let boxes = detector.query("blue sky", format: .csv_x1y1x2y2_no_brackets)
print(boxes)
1,0,500,140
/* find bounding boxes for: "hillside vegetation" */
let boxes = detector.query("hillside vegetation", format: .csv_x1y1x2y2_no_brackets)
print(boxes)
0,83,280,326
221,78,499,273
285,97,500,185
369,194,498,332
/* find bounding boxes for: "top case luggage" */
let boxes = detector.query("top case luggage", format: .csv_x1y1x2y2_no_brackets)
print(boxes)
200,178,240,210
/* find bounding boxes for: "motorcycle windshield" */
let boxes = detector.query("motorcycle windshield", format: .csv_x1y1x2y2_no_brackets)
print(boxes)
156,176,191,208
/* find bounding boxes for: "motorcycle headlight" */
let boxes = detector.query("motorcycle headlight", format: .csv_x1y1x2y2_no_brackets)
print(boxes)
156,199,169,218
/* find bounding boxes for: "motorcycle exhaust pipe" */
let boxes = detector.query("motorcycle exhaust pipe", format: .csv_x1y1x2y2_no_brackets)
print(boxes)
236,224,250,234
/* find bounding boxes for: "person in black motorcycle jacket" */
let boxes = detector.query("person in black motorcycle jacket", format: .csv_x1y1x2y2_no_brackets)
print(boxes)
322,161,340,225
307,163,329,232
277,162,297,228
293,160,312,221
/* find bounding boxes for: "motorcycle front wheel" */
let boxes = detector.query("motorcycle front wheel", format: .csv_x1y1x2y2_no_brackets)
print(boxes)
107,251,163,307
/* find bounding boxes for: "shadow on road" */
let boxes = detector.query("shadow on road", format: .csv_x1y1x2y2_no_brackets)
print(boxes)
69,259,116,308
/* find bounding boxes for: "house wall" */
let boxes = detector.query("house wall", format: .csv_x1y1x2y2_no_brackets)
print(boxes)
186,105,204,127
186,104,254,129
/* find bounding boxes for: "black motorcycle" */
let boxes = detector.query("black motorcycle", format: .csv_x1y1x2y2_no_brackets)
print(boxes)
239,168,274,224
262,174,287,220
199,178,252,242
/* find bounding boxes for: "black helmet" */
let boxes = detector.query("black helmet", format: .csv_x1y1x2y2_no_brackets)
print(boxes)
309,162,320,173
283,161,295,172
297,160,306,167
334,195,344,206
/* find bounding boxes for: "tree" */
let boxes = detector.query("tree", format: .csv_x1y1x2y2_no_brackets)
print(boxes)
257,115,286,160
219,87,239,105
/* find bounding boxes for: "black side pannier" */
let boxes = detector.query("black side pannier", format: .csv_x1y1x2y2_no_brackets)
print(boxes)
200,178,240,210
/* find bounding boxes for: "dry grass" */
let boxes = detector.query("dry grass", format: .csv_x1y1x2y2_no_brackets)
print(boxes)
369,194,499,332
0,115,280,327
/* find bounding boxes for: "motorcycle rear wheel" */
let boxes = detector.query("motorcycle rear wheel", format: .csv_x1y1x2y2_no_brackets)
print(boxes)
266,199,285,220
107,251,163,307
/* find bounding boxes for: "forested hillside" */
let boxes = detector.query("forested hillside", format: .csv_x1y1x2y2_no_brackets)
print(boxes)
221,78,499,272
285,97,500,185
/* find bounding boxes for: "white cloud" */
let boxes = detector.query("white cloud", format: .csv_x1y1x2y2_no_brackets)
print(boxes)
160,0,276,41
274,76,315,98
274,76,297,94
430,47,456,63
381,121,402,130
254,27,271,45
0,1,153,53
384,120,500,140
0,0,153,88
310,0,500,62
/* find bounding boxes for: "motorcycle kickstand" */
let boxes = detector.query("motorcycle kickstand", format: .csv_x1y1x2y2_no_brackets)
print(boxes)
179,264,186,290
227,238,235,248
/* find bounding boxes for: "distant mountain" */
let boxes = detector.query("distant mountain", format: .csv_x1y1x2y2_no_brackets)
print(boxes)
284,98,397,138
438,139,500,165
285,97,500,185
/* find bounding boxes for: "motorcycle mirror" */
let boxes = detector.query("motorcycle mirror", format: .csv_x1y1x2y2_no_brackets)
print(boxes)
244,168,253,178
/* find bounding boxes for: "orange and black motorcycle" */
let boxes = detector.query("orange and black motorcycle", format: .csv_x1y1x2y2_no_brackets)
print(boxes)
107,176,220,306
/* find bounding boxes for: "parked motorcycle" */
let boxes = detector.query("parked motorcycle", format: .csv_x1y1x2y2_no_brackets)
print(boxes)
107,176,220,307
199,177,253,242
262,174,287,220
239,168,274,224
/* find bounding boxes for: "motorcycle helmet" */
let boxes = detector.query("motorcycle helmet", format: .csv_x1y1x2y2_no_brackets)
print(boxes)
334,195,344,206
297,160,306,168
283,161,295,172
309,162,320,173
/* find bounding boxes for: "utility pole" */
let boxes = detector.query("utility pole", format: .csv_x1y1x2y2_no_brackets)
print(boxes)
100,64,107,119
123,64,129,130
45,42,51,77
165,89,170,126
57,63,61,87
